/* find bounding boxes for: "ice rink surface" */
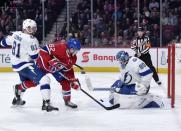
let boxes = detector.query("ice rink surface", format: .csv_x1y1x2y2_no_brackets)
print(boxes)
0,72,181,131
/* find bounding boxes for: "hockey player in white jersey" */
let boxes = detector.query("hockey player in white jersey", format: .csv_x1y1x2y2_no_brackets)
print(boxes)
0,19,58,112
109,51,164,109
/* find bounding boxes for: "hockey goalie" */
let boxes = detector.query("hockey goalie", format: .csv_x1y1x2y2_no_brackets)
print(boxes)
108,51,165,109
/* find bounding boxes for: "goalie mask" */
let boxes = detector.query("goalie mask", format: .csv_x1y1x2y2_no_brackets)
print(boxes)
116,51,129,69
22,19,37,34
67,38,81,56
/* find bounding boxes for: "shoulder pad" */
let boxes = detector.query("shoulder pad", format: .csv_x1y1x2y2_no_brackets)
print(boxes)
132,57,137,62
139,63,146,69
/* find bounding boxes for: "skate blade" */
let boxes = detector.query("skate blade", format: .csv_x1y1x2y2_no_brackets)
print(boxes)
11,104,25,108
65,106,79,111
41,110,60,115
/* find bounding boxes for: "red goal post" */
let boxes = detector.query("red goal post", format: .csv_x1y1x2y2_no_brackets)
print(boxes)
168,43,181,108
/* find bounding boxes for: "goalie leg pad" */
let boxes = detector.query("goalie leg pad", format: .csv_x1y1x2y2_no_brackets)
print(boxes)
143,101,161,108
115,84,136,95
135,82,150,95
109,91,120,105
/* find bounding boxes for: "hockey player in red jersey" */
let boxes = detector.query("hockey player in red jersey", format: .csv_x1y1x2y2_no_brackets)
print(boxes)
36,38,81,108
15,38,81,109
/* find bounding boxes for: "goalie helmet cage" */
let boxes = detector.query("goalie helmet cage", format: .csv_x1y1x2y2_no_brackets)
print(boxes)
168,43,181,108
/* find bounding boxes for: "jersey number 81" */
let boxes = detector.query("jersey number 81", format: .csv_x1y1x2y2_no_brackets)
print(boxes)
12,41,20,58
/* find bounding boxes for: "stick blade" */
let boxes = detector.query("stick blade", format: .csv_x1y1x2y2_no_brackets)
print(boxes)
105,104,120,110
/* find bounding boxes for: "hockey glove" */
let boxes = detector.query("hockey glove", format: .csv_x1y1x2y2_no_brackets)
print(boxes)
111,80,123,93
69,78,80,90
48,59,67,73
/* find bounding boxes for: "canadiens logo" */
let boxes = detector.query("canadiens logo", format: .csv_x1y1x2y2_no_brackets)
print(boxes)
81,52,90,63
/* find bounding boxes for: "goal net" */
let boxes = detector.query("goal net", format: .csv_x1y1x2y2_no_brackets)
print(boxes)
168,43,181,108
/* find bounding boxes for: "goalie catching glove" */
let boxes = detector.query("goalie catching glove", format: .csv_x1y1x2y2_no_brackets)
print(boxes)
48,58,68,73
69,78,80,90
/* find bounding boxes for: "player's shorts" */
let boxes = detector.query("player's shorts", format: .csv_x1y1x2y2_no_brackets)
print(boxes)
18,64,46,84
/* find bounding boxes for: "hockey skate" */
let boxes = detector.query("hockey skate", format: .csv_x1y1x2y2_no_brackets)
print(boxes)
42,100,59,112
65,101,78,109
12,85,26,106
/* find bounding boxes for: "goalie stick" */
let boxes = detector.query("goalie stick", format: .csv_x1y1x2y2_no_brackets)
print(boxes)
73,64,106,90
58,72,120,110
85,75,113,91
74,64,112,91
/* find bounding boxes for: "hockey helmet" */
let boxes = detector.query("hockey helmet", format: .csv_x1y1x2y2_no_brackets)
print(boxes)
67,38,81,51
67,38,81,56
116,51,129,69
22,19,37,34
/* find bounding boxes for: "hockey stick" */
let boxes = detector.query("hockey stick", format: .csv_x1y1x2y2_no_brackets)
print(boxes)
80,88,120,110
74,64,86,74
58,72,120,110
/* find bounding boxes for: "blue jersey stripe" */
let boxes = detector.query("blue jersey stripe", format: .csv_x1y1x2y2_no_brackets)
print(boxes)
1,38,8,47
30,54,39,60
12,62,32,69
42,46,48,52
62,91,71,95
139,69,153,76
41,45,50,54
40,84,50,90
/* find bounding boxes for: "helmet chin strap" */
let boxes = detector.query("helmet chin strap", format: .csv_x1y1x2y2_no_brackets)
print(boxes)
72,50,78,56
67,48,78,56
66,49,71,57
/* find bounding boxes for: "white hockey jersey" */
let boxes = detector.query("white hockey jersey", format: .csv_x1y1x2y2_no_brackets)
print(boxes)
0,31,39,71
119,56,153,88
109,56,159,108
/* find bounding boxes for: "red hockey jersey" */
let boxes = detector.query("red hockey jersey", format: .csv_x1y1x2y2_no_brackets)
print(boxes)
36,41,77,75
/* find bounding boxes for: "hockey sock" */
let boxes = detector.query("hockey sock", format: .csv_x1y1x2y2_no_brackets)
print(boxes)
20,80,37,91
40,84,51,100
